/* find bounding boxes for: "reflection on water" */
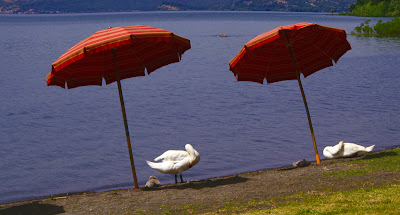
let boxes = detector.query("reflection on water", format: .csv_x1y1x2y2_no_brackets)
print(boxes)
350,36,400,57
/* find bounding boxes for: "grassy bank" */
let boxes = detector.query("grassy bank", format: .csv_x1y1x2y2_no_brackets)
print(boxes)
217,147,400,214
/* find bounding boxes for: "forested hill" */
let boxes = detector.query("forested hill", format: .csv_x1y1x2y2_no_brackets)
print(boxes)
1,0,356,14
349,0,400,16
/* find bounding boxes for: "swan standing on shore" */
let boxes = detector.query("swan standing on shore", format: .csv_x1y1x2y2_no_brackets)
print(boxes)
146,144,200,184
323,141,375,159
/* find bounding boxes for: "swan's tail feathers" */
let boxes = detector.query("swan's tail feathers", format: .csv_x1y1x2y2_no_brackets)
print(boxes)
366,145,375,152
147,160,167,174
146,161,159,169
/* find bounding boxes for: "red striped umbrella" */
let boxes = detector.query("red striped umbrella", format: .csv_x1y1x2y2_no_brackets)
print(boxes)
229,23,351,164
46,25,191,188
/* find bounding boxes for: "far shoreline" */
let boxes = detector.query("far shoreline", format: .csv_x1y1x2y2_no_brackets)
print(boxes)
1,10,346,15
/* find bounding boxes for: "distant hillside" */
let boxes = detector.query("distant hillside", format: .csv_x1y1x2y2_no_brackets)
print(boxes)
154,0,356,12
0,0,159,13
349,0,400,16
0,0,357,14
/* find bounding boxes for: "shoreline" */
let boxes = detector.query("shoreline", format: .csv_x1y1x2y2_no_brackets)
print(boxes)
1,146,399,214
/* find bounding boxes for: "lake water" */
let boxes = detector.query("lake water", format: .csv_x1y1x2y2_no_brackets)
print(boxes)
0,11,399,204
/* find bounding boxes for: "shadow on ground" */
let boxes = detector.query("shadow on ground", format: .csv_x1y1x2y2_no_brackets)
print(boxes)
143,175,249,191
0,202,65,215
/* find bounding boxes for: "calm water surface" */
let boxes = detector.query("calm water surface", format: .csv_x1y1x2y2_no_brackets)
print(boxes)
0,12,399,204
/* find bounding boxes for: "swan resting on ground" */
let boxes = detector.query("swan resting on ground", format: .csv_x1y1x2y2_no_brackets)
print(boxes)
146,144,200,184
323,141,375,159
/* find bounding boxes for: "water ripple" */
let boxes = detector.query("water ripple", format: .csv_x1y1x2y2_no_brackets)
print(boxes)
1,12,400,204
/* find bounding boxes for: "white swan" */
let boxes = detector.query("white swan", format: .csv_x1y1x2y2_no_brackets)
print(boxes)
146,144,200,184
323,141,375,159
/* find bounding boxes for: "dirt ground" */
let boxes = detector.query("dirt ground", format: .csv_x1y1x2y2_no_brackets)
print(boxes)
1,147,399,215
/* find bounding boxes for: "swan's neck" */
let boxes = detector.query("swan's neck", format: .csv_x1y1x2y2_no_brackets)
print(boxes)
186,145,195,158
185,145,198,166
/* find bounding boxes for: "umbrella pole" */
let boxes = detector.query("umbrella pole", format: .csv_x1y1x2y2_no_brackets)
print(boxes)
296,74,321,164
283,32,321,164
113,49,140,189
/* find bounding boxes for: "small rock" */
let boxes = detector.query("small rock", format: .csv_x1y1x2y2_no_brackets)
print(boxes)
293,159,311,167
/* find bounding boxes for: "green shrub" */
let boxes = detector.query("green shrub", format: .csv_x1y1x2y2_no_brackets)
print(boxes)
352,19,374,35
352,17,400,37
374,17,400,36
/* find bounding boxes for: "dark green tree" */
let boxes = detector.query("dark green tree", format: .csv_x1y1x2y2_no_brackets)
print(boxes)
350,0,400,16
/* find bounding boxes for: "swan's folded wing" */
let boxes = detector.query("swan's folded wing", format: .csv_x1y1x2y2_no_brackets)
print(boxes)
147,160,177,174
154,150,188,161
343,143,368,156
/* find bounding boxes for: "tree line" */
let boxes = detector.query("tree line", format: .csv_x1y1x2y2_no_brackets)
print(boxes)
349,0,400,16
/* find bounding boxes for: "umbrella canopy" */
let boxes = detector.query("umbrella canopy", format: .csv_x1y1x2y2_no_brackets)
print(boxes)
46,25,191,188
229,23,351,164
47,25,190,88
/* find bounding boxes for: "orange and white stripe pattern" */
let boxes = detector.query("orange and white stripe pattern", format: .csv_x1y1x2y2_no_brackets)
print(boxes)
46,25,191,89
229,23,351,84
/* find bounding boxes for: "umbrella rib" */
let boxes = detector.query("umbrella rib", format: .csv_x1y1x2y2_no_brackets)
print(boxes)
102,51,106,84
128,42,148,75
127,35,182,75
63,48,86,88
264,42,280,81
280,30,303,76
285,27,334,64
299,36,336,62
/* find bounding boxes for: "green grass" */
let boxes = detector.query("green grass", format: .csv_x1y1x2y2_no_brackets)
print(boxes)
325,148,400,178
236,148,400,215
355,149,400,171
132,148,400,214
138,203,207,215
243,184,400,215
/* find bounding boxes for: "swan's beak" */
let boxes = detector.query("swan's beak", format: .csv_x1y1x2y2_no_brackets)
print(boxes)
189,163,192,168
